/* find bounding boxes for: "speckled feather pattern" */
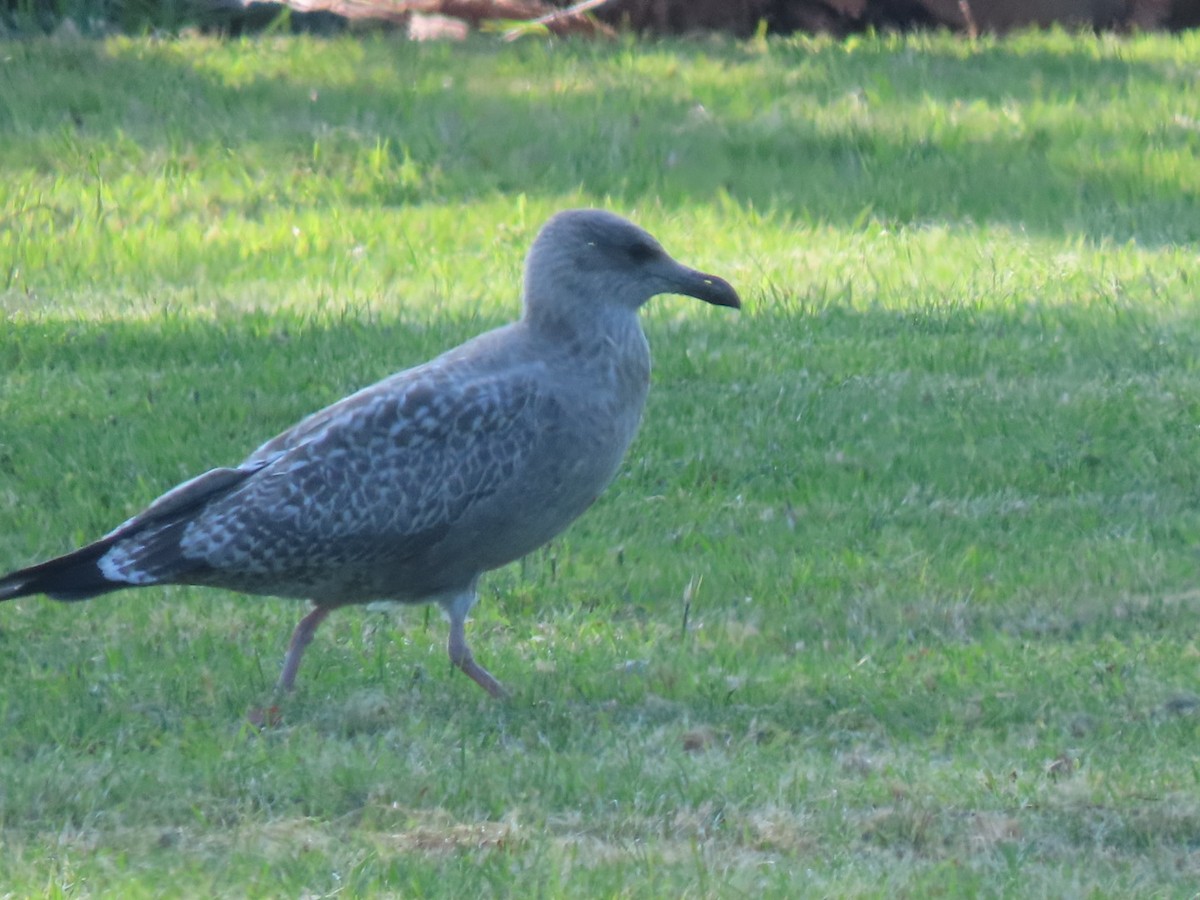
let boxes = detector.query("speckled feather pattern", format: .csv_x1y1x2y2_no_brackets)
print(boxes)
97,317,650,605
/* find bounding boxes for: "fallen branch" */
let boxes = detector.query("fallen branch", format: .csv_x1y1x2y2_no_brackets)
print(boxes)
201,0,614,37
502,0,615,40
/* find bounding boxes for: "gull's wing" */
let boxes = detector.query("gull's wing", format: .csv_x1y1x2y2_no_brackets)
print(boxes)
98,363,547,594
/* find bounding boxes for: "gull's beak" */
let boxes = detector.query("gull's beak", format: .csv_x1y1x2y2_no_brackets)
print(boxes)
668,263,742,310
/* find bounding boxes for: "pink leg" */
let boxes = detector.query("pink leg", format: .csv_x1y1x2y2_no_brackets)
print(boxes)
443,591,508,699
277,605,331,693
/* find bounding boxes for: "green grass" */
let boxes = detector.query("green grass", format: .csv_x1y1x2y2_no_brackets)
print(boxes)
3,27,1200,896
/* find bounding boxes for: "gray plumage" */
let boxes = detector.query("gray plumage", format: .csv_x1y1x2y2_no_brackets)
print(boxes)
0,208,740,698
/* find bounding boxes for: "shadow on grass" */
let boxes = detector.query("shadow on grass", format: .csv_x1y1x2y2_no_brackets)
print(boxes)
6,291,1200,581
4,302,1200,796
0,35,1195,246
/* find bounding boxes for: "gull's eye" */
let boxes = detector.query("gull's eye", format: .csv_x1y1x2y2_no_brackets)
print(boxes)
627,240,659,263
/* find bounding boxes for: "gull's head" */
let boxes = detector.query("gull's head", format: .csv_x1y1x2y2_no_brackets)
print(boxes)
522,209,741,323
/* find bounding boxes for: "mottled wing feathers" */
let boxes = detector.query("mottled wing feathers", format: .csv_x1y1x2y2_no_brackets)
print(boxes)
238,327,516,469
103,367,544,599
103,466,262,541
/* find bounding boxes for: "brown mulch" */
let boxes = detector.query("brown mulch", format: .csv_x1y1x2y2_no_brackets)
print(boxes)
201,0,1200,37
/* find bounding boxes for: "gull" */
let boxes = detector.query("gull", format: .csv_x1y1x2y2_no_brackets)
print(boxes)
0,209,740,698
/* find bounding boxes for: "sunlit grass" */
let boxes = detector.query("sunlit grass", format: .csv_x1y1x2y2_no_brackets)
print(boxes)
2,27,1200,895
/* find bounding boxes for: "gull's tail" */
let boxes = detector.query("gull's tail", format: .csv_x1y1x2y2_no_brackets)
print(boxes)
2,465,257,604
0,537,129,602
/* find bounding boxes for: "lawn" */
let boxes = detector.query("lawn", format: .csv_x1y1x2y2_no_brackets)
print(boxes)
2,26,1200,896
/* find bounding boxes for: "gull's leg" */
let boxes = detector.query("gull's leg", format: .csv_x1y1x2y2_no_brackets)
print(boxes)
442,589,508,698
276,605,332,693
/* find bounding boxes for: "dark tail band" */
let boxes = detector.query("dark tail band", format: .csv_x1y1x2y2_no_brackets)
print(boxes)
0,538,128,602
